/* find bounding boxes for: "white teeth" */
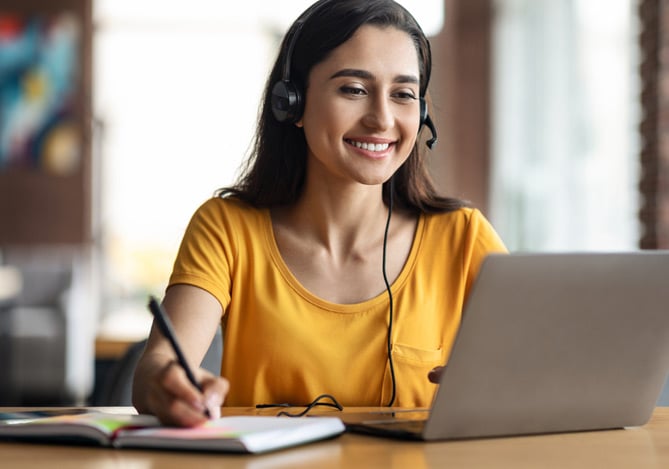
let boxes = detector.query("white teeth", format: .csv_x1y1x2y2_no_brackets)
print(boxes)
349,140,390,152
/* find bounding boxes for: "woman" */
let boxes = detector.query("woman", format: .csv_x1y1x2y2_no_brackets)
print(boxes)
132,0,506,427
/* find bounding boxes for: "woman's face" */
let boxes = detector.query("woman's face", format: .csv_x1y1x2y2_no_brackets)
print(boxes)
298,25,421,187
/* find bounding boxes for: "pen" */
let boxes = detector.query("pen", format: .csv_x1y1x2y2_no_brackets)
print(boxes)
147,295,211,418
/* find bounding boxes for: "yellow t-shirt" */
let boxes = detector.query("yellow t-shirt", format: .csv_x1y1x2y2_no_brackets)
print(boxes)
169,197,507,407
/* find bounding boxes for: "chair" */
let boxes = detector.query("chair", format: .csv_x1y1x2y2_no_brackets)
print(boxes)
95,326,223,406
0,258,78,405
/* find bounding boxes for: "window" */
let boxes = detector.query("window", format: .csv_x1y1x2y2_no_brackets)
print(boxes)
93,0,443,336
490,0,640,251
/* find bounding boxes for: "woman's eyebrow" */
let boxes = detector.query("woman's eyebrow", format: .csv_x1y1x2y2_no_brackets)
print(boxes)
329,68,419,84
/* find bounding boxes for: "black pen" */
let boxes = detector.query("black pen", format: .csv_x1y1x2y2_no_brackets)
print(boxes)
147,295,211,418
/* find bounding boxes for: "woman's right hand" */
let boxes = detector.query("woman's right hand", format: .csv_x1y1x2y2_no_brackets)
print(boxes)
132,285,227,426
134,353,229,427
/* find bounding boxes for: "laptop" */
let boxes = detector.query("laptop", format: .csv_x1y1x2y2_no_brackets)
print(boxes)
345,252,669,440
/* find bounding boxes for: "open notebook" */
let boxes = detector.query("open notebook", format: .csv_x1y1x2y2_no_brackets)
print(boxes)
0,410,345,453
346,252,669,440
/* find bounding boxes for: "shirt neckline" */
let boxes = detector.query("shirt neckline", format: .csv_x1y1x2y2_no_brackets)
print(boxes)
262,209,425,313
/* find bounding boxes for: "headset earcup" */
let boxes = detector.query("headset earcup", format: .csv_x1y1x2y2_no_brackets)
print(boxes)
271,80,302,123
419,97,428,128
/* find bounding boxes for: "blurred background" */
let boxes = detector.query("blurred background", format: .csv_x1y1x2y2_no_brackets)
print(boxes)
0,0,666,406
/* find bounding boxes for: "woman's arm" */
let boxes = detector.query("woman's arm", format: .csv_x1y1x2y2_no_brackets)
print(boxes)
132,284,229,426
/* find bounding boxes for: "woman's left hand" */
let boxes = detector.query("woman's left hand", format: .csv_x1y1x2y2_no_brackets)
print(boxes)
428,366,445,384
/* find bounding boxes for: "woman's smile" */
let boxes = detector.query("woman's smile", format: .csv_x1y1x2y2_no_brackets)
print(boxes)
344,138,395,159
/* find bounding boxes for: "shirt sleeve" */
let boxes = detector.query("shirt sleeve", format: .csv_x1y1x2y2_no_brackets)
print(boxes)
168,198,236,310
462,208,508,299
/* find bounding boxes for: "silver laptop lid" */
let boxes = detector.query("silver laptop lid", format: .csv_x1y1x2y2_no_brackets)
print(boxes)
425,252,669,440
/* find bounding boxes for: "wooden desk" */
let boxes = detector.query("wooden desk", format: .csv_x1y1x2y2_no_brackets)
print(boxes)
1,406,668,468
94,336,137,360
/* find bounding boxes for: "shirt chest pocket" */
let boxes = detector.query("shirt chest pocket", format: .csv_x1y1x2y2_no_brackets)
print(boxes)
392,343,443,365
388,343,444,407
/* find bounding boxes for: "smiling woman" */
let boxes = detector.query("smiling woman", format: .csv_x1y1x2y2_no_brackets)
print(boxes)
129,0,506,428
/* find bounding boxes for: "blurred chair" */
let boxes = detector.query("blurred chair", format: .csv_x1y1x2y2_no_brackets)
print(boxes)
0,247,96,405
0,245,100,406
0,260,75,405
94,326,223,406
0,266,22,404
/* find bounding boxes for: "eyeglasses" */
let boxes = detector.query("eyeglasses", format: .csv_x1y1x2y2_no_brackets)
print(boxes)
255,393,343,417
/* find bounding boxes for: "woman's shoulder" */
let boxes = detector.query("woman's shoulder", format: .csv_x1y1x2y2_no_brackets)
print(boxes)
422,207,507,251
195,195,266,220
185,196,269,239
422,206,483,227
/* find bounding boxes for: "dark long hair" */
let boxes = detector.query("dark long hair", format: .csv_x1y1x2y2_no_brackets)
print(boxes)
219,0,466,214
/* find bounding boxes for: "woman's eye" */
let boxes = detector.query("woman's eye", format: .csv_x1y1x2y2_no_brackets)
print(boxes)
394,91,417,101
340,86,366,96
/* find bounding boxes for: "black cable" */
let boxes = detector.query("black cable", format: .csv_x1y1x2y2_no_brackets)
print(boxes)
382,177,396,407
255,394,343,417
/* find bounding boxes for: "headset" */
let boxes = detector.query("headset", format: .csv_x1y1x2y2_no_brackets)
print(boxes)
270,1,438,149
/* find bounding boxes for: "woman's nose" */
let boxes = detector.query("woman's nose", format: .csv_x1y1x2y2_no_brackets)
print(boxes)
362,97,394,130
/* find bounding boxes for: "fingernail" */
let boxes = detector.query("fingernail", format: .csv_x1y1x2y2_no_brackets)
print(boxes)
205,392,222,419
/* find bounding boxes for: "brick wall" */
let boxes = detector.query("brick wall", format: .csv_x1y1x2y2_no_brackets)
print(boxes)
659,1,669,247
641,0,669,248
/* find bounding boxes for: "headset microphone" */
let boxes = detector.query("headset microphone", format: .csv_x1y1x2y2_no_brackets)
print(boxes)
423,113,438,149
419,97,438,149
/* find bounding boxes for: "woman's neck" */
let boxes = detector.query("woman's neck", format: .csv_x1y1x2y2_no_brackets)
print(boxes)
278,184,388,256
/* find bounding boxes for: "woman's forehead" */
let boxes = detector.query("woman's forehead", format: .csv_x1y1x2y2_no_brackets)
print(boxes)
312,25,420,79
